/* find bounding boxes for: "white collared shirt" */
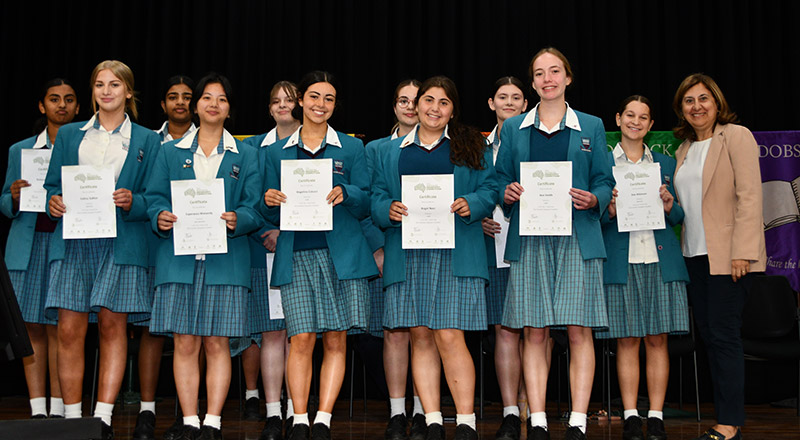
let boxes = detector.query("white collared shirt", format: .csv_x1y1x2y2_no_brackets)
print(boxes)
487,125,500,164
260,127,279,147
612,143,659,264
675,138,712,257
33,128,51,149
282,125,343,153
520,102,581,134
78,113,132,182
399,124,450,150
156,121,197,144
390,127,401,140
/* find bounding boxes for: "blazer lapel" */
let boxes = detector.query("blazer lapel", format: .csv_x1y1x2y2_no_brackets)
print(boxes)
178,149,197,180
701,125,725,199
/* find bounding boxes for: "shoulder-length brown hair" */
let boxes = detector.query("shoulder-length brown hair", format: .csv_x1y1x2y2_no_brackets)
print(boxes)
672,73,739,141
416,76,487,170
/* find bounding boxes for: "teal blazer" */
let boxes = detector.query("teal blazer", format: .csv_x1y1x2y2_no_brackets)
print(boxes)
145,137,263,288
247,133,278,269
360,135,395,253
263,131,378,286
1,135,49,270
370,137,498,287
600,151,689,284
43,121,160,266
495,109,614,261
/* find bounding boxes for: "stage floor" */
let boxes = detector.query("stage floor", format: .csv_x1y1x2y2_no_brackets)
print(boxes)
0,397,798,439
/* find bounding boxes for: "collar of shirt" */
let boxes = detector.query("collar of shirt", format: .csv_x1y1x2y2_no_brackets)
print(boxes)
282,125,342,152
156,121,197,143
390,127,400,140
33,128,50,149
612,142,653,165
175,129,239,155
399,124,450,150
261,127,278,147
487,124,501,149
520,102,581,134
80,112,132,138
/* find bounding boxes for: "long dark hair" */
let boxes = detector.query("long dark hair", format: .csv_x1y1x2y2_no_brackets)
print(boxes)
33,78,76,134
191,72,235,128
161,75,195,100
417,76,487,170
291,71,338,122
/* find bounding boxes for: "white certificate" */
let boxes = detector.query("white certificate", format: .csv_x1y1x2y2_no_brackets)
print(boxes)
401,174,455,249
280,159,332,231
19,149,52,212
492,206,511,268
266,254,284,320
519,161,572,236
170,179,227,256
61,165,117,239
613,163,666,232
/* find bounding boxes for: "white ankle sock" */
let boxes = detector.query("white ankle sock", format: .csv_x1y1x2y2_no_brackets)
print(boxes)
425,411,443,426
30,397,47,417
456,413,476,430
266,401,282,418
93,401,114,426
314,411,332,427
245,389,259,400
412,396,423,415
140,401,156,414
389,397,406,417
286,399,295,419
49,397,64,417
183,415,201,428
529,411,547,429
568,411,587,434
623,409,639,420
648,410,663,420
64,402,82,419
503,406,520,417
203,414,221,429
294,413,309,426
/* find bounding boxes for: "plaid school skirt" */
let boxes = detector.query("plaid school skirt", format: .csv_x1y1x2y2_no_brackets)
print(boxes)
280,249,369,338
485,266,510,326
501,233,608,330
9,232,55,325
247,267,287,334
366,277,386,337
45,238,149,323
149,260,248,337
595,263,689,339
384,249,487,331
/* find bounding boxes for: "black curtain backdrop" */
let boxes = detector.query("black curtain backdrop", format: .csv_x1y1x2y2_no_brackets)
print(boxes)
1,0,799,242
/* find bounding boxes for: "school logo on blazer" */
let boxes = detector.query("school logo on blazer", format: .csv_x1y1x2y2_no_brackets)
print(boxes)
580,137,592,152
231,164,240,180
183,158,192,168
664,174,671,185
137,149,145,162
333,159,344,176
122,140,130,151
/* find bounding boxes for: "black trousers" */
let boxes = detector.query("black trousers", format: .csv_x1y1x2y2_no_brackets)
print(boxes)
685,255,750,426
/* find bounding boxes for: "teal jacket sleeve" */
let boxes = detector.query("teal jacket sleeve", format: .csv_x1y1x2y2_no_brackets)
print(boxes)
43,130,67,220
369,146,399,230
587,121,614,220
122,130,160,222
458,147,498,225
145,145,174,239
229,147,263,238
336,139,370,220
496,120,518,218
0,144,23,219
262,146,281,227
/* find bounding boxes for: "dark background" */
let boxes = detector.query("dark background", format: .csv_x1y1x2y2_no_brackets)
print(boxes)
1,0,799,404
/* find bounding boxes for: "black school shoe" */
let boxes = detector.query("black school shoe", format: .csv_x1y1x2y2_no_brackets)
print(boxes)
563,426,586,440
645,417,666,440
425,423,445,440
199,425,223,440
180,425,201,440
101,422,114,440
311,423,331,440
285,416,295,439
244,397,263,421
133,410,156,440
693,428,742,440
454,424,479,440
385,414,409,440
409,414,428,440
288,423,310,440
164,417,185,440
623,416,644,440
496,414,521,440
259,416,283,440
526,425,550,440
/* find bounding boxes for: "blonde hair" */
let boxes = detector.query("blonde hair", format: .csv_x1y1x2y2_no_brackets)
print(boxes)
90,60,138,119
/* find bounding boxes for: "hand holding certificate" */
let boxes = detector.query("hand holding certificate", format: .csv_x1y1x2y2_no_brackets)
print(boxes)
280,159,332,231
612,163,666,232
170,178,228,255
19,149,52,212
401,174,455,249
519,161,572,236
61,165,117,239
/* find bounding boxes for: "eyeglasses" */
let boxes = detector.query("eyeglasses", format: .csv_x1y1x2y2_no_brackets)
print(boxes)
396,97,414,109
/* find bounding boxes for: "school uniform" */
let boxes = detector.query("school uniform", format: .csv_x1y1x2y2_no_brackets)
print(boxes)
362,130,397,337
42,115,159,322
145,129,262,337
155,120,197,144
1,129,58,324
595,144,689,339
483,126,511,326
263,125,377,338
370,125,497,331
495,104,614,330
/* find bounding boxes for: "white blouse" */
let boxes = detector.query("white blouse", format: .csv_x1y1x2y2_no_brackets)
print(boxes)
674,138,712,257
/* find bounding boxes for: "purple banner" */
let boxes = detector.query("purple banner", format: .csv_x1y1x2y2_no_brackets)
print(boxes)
754,131,800,292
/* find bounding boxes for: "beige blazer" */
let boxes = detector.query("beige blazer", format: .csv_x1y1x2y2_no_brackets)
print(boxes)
674,123,767,275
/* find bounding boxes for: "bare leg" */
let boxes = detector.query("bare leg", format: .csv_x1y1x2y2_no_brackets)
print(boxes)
566,325,595,414
261,330,287,403
173,334,202,417
22,323,49,399
409,326,441,414
383,328,410,399
138,328,165,403
57,309,88,405
432,329,474,414
286,333,316,414
494,324,522,408
317,331,347,413
96,308,128,405
242,343,260,392
203,336,232,416
643,334,669,412
616,337,641,412
46,324,61,398
522,327,550,413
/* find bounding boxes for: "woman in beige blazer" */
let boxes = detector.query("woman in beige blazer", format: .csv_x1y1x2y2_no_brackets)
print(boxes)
672,73,766,440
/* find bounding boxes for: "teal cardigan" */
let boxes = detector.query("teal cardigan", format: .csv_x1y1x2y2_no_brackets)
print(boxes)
42,121,160,266
263,131,378,286
370,137,498,287
495,109,614,261
600,151,689,284
145,137,263,288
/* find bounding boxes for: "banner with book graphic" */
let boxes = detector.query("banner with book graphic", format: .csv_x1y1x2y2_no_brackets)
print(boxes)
605,130,800,292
